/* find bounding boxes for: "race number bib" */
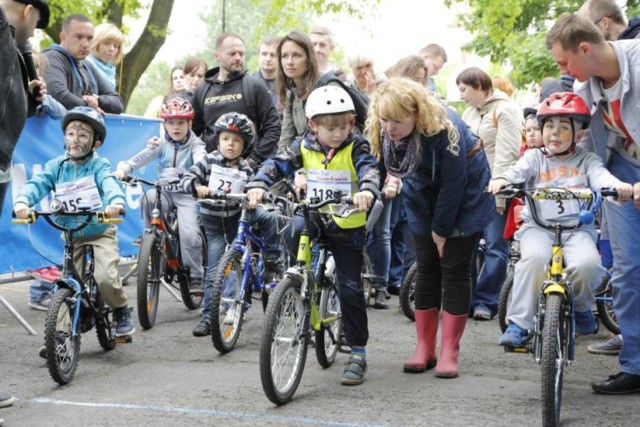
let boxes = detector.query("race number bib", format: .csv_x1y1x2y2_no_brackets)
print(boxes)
207,164,248,193
306,169,352,201
538,177,587,221
54,176,102,212
158,167,184,192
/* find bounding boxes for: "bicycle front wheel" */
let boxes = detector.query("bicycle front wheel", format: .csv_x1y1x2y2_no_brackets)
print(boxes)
361,251,374,307
260,275,308,405
497,264,515,333
136,234,163,330
540,293,567,427
45,288,81,385
315,279,342,368
210,251,246,354
399,262,417,321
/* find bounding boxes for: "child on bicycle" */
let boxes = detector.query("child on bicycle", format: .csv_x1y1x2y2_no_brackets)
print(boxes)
113,97,207,292
488,92,633,348
246,86,380,386
180,112,281,337
13,106,135,337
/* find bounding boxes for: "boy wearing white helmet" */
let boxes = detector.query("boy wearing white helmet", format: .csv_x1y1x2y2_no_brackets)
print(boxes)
247,85,380,386
14,106,134,338
181,112,281,337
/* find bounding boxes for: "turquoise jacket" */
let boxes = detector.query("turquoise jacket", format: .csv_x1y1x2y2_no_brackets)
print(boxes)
15,152,125,237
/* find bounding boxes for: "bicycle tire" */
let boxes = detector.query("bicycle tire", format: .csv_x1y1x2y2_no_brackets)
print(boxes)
595,277,620,334
95,292,116,351
45,288,81,385
179,229,206,310
260,275,308,405
399,262,417,321
315,279,342,368
210,251,246,353
497,265,515,333
540,293,566,427
361,251,374,307
136,234,163,330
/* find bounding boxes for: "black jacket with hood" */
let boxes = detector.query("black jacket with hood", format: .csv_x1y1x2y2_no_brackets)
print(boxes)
0,6,37,182
190,67,281,169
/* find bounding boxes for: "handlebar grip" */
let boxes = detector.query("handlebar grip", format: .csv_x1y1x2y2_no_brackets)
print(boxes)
600,188,618,198
12,218,33,225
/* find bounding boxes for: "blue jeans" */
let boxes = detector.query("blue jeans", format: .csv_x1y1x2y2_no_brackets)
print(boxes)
290,214,369,347
472,211,508,315
389,195,414,286
29,280,54,302
200,207,279,322
367,196,392,283
605,152,640,375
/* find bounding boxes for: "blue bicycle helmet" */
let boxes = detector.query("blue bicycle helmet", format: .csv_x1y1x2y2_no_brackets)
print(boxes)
61,106,107,144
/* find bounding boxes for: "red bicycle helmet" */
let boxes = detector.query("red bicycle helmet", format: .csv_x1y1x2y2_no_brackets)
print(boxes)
537,92,590,129
160,97,195,120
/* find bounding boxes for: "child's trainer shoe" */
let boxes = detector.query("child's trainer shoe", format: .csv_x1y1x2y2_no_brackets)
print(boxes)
114,306,135,337
498,323,529,347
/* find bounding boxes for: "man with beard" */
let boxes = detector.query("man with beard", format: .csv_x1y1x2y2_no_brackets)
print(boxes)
190,33,280,170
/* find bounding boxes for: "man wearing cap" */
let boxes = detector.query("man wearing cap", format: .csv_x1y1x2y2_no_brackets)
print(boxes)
0,1,49,414
42,14,123,114
0,0,49,215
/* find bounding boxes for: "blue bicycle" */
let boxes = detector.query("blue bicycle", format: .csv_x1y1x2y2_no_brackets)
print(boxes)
206,191,293,354
13,200,128,385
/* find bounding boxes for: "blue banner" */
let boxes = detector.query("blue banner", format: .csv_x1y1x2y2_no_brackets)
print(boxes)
1,114,162,274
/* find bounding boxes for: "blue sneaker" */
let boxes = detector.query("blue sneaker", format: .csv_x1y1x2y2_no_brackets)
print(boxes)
114,306,135,337
575,310,597,335
499,323,529,347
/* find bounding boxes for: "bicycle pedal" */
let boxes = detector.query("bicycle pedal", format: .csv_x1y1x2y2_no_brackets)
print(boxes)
115,336,133,344
504,345,530,353
189,289,204,297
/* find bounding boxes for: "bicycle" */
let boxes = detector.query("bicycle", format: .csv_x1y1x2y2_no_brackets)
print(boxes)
259,193,366,405
495,185,617,427
120,175,207,329
13,200,129,385
205,190,293,354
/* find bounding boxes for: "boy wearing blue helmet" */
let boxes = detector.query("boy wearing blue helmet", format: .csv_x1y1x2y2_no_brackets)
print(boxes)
14,106,134,338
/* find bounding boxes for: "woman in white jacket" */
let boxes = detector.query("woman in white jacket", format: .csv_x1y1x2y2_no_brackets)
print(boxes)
456,67,523,320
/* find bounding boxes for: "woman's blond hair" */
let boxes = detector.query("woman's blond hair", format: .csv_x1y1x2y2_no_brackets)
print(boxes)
366,77,458,159
90,22,125,64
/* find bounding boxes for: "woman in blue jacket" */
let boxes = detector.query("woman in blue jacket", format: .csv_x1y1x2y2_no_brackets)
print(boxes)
367,78,495,378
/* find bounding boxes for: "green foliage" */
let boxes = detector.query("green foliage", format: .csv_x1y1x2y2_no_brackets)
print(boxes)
443,0,583,87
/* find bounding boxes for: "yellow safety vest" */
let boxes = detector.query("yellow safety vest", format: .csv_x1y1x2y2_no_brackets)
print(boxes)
300,142,366,229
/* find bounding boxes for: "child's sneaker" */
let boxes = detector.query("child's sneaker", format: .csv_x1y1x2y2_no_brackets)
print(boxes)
588,334,622,355
575,310,598,335
114,306,135,337
498,323,529,347
28,296,51,311
189,277,203,296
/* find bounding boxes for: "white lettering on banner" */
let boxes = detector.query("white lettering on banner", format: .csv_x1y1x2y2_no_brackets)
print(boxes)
306,169,351,201
207,164,248,194
55,176,102,212
126,184,143,210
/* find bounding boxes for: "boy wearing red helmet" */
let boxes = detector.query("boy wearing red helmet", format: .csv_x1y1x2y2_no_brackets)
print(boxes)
488,92,633,348
114,97,207,292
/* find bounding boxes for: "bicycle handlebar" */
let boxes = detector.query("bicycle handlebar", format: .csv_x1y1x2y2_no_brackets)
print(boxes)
119,174,180,188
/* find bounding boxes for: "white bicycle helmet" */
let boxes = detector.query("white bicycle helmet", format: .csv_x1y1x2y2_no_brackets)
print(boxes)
305,86,355,119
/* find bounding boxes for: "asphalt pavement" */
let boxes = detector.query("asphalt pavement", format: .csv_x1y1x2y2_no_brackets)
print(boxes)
1,277,638,426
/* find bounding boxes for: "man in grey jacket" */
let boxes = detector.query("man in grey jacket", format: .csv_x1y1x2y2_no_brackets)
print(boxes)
547,13,640,395
0,0,48,214
42,14,123,114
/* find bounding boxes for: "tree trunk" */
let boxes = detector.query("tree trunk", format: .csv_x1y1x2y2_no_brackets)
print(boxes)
119,0,175,109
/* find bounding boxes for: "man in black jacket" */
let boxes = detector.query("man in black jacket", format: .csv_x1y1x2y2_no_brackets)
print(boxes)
0,0,49,412
0,0,48,214
42,14,123,114
191,33,280,169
